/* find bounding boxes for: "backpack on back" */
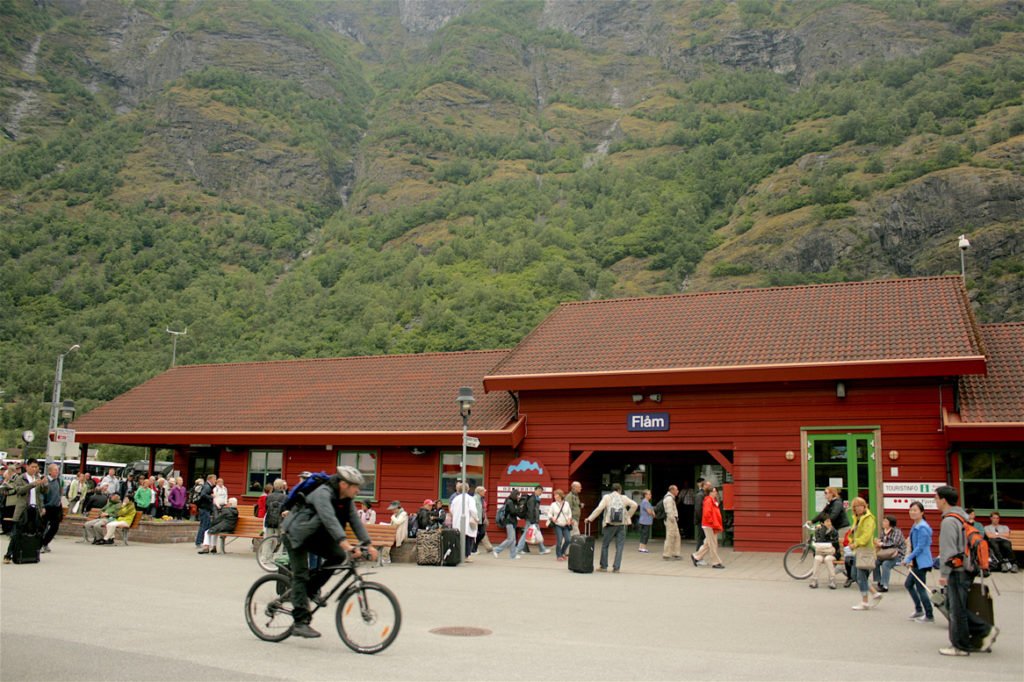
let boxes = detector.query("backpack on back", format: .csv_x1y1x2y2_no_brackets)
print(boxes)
654,498,667,522
608,494,625,524
285,472,331,509
945,512,990,574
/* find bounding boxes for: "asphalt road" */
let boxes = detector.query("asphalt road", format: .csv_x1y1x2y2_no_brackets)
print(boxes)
2,536,1021,681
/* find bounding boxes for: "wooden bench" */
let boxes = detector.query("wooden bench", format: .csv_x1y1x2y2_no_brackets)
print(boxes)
217,513,265,554
1009,529,1024,553
344,524,398,566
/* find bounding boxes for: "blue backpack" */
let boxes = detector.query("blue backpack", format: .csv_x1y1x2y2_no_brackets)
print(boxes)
285,472,331,508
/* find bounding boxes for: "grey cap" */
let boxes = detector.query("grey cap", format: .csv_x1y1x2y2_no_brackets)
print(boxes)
388,500,402,510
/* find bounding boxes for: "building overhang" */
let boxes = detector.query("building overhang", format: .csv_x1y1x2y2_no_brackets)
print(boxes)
484,357,987,392
943,410,1024,443
74,417,527,450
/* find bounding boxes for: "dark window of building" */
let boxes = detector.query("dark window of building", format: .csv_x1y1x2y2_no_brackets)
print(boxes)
248,450,283,495
439,452,484,502
960,449,1024,516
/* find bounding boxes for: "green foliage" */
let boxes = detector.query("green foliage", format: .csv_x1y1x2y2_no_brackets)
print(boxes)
711,262,754,277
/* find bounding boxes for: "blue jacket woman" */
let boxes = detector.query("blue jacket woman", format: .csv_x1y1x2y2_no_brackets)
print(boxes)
903,501,935,621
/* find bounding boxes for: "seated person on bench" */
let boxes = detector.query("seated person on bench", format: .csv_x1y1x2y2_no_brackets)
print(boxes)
100,498,136,545
985,511,1018,573
198,498,239,554
85,495,121,544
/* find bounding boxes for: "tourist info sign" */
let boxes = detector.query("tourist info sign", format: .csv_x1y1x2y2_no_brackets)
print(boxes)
882,482,945,495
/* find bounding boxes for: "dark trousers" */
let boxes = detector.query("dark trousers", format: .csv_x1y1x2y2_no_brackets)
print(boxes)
947,569,992,652
988,537,1014,566
695,522,706,550
285,537,343,625
4,508,41,559
905,565,933,618
1,505,14,534
195,508,211,546
600,524,627,570
42,505,63,546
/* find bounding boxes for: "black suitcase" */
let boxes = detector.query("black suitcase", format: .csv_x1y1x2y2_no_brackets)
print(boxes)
440,529,460,566
12,532,43,564
967,582,995,650
567,533,595,573
416,529,441,565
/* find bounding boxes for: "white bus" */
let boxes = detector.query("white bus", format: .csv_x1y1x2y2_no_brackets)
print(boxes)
60,460,126,486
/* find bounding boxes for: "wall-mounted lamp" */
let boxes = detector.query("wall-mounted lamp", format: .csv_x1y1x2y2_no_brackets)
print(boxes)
888,450,899,461
649,393,662,403
836,381,846,399
632,394,643,403
785,450,795,461
410,447,427,456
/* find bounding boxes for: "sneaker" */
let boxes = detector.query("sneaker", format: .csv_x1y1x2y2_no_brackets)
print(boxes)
711,564,725,569
291,623,321,639
310,592,327,608
42,546,51,553
210,548,217,554
843,579,853,588
869,592,883,607
938,647,969,657
597,567,608,572
492,549,500,558
980,626,999,652
829,580,837,590
197,549,210,554
2,557,10,564
915,615,934,623
908,611,924,620
510,555,520,560
539,549,551,555
851,603,870,610
808,580,818,589
877,584,888,592
612,568,620,573
689,554,699,567
638,548,649,553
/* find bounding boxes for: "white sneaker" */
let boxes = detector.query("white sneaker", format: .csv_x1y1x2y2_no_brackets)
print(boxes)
851,603,870,610
492,550,499,558
869,592,883,608
510,555,520,560
938,647,969,657
980,626,999,652
539,549,551,555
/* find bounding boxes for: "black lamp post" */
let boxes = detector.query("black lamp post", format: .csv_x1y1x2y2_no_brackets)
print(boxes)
455,386,475,565
58,399,75,476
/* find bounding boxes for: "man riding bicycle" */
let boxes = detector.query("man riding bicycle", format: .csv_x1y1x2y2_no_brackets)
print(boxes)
280,466,378,638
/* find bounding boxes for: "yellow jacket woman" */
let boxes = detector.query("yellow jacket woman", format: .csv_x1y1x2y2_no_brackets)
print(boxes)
848,497,882,610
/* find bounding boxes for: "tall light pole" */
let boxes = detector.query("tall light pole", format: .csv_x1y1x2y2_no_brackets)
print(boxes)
958,234,970,278
48,344,80,458
166,326,187,367
455,386,475,566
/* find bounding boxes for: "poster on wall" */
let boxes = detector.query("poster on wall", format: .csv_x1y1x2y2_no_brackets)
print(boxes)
496,457,553,520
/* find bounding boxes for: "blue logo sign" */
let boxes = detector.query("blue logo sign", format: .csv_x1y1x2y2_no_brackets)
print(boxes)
628,413,670,431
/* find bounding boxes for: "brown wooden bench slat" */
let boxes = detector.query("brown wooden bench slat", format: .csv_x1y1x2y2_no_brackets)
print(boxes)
217,516,265,554
1009,529,1024,552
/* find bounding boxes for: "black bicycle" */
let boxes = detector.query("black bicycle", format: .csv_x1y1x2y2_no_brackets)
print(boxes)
244,545,401,654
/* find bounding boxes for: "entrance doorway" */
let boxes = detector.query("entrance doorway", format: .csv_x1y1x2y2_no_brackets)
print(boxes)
806,432,879,521
572,450,730,541
187,448,219,484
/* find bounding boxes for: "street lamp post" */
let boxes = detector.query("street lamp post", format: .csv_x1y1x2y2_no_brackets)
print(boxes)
48,344,80,468
455,386,475,566
58,399,76,475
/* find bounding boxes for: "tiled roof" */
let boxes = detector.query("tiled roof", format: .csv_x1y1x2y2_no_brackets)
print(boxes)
960,323,1024,424
72,350,517,440
486,276,985,389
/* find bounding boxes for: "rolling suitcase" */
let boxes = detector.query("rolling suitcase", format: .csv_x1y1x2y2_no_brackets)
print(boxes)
12,531,43,564
568,522,594,574
967,582,995,650
416,529,442,566
440,529,460,566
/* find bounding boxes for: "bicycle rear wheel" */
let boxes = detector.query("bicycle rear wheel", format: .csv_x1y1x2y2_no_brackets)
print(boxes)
783,543,815,580
257,535,286,572
335,581,401,654
245,573,294,641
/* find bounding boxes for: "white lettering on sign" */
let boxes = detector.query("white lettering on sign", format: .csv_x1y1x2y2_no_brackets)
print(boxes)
627,412,669,431
882,482,946,495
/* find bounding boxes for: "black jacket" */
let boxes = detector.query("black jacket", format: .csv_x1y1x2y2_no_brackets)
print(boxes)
197,481,214,512
416,506,432,531
811,497,850,530
264,491,286,529
209,507,239,534
521,493,541,524
281,474,370,554
497,497,520,526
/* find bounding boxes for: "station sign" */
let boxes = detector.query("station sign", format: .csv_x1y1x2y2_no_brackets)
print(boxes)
627,412,670,431
882,482,945,495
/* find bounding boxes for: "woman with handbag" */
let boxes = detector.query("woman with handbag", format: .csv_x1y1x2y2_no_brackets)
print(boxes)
547,489,573,561
872,515,906,592
849,497,883,610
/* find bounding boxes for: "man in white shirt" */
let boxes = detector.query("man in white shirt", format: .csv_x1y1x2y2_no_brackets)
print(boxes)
99,468,120,497
448,483,479,563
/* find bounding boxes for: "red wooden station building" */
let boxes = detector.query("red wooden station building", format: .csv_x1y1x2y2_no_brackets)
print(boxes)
70,276,1023,551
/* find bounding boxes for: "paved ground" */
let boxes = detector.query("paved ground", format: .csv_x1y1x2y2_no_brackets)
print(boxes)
2,536,1021,681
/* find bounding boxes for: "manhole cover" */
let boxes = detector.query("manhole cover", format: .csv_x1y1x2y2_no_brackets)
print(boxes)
429,626,492,637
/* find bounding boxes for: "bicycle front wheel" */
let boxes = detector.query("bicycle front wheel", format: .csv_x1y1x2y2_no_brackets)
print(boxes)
335,581,401,654
783,543,815,580
245,573,294,641
257,535,286,572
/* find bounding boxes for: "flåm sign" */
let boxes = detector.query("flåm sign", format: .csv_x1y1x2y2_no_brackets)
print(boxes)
628,413,670,431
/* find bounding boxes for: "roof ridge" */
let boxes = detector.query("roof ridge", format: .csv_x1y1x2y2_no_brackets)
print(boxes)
555,275,964,308
171,348,511,370
980,322,1024,329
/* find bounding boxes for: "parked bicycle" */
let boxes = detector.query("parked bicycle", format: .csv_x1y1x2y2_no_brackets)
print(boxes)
256,534,286,572
244,542,401,654
783,522,818,580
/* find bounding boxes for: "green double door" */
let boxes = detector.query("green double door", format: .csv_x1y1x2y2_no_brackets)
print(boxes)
807,433,879,522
